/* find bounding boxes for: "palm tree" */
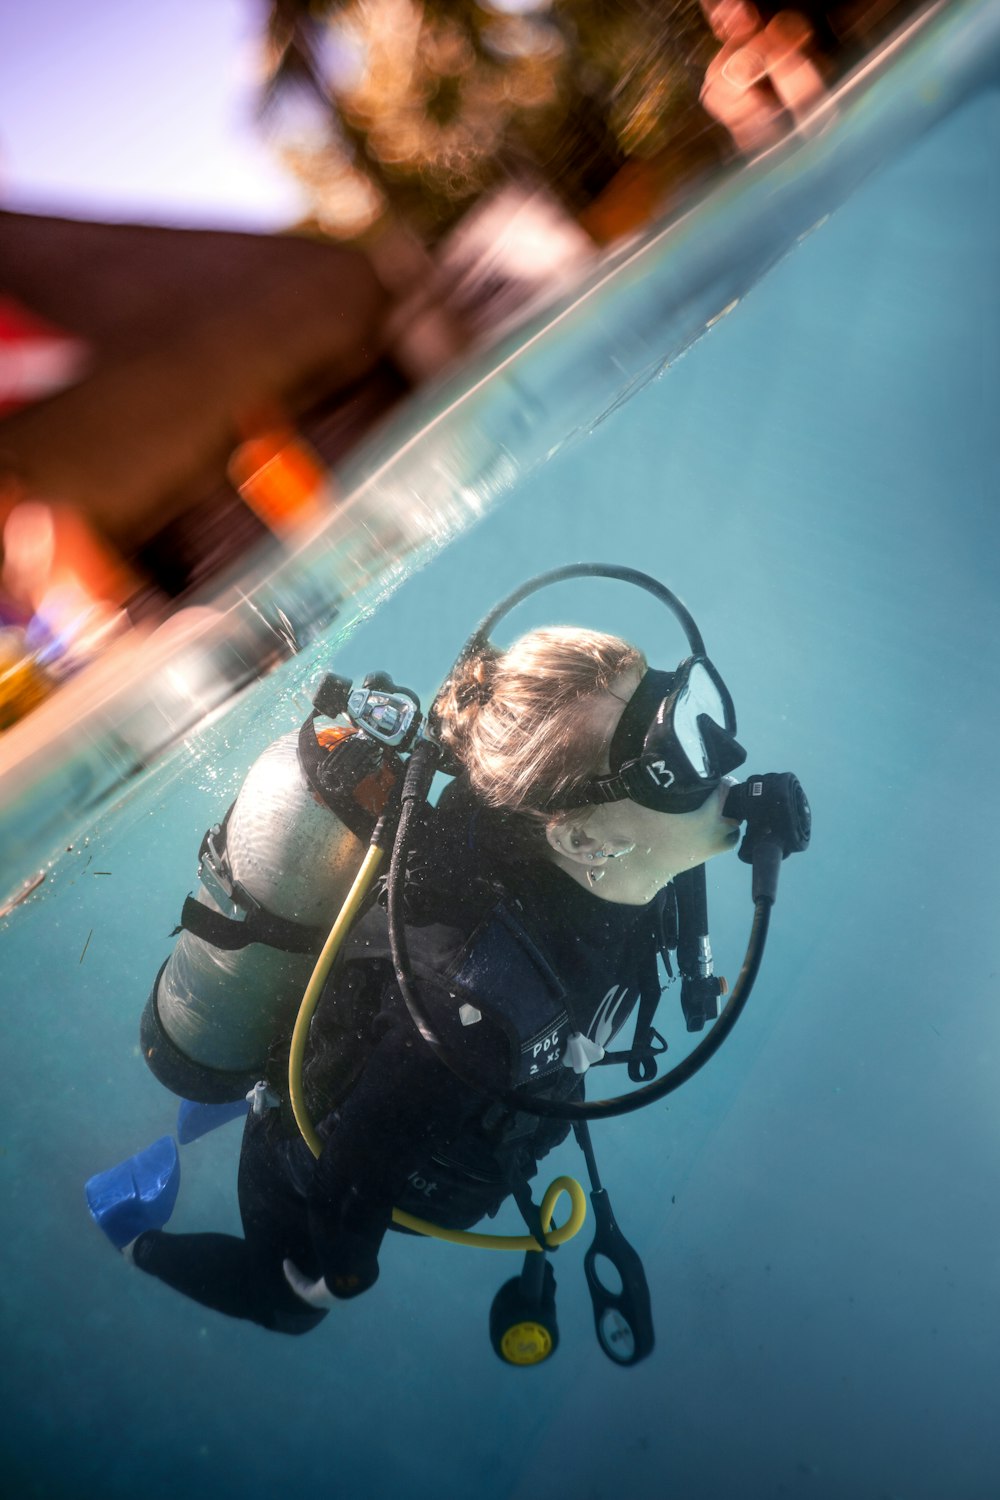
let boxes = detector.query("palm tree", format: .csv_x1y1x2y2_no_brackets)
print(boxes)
259,0,723,246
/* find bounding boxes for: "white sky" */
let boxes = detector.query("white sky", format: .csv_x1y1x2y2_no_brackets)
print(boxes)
0,0,307,229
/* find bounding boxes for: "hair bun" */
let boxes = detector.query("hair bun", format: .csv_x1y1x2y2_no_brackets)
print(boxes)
453,650,496,709
469,656,494,706
434,647,501,766
435,627,643,820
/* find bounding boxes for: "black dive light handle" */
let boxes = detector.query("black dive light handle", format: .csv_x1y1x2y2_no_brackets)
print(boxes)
574,1120,654,1366
723,772,811,906
582,1188,655,1367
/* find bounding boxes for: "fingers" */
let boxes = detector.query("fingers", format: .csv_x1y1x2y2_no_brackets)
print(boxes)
721,46,770,90
701,49,786,153
701,8,827,152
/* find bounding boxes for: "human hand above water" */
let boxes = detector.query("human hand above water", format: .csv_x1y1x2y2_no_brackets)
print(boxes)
700,2,827,154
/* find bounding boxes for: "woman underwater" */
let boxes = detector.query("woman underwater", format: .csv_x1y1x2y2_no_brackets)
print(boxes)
122,605,751,1337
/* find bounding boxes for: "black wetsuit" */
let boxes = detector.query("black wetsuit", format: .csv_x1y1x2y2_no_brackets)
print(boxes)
133,788,672,1334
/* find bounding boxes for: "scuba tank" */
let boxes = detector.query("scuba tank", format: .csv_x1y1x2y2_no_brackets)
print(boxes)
139,677,405,1104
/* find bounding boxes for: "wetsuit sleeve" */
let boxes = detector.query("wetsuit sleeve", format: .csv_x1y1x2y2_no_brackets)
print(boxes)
306,988,509,1298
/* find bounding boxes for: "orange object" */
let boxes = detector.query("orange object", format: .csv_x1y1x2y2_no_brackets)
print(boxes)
0,641,53,730
314,723,399,818
228,427,329,534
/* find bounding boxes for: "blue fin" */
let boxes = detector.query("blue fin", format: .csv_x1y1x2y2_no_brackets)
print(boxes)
85,1136,181,1250
176,1097,250,1145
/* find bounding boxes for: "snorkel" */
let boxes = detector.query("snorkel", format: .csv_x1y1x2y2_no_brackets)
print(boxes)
385,563,812,1121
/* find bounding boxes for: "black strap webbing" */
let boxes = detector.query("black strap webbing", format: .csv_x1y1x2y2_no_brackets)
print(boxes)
626,947,668,1084
178,893,325,955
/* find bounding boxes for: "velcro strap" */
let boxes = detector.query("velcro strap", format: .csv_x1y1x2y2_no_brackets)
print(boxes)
178,893,325,955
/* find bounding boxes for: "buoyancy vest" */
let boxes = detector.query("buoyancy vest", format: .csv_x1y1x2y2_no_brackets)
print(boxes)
299,821,677,1149
297,896,587,1213
305,897,573,1095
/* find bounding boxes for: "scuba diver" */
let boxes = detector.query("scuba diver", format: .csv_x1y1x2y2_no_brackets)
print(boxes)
87,565,810,1365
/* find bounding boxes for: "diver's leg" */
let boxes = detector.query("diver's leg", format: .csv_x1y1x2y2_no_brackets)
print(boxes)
130,1116,327,1335
129,1228,325,1330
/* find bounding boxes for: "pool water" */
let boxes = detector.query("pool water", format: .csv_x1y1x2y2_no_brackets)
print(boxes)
2,91,998,1500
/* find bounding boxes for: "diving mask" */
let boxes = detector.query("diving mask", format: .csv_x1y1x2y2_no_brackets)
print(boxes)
551,656,747,814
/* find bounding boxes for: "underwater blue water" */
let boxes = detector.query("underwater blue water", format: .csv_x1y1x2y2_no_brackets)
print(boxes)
2,89,999,1500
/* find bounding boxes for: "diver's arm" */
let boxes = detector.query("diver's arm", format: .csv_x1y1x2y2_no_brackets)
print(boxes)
305,996,507,1298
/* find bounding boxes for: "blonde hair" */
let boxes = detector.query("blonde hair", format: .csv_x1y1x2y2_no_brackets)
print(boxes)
435,626,644,820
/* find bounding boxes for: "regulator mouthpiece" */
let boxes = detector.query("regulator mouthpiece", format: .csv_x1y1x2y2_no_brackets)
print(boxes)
723,773,811,905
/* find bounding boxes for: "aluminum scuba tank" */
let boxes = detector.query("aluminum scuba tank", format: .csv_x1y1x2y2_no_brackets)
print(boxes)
140,720,395,1103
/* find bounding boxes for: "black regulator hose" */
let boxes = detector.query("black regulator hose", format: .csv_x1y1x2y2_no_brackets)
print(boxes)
386,734,449,1057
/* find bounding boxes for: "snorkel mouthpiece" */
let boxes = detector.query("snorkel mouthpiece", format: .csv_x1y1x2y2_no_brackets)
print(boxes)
723,773,811,905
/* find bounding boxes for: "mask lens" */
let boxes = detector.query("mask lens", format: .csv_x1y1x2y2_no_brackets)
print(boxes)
672,662,729,778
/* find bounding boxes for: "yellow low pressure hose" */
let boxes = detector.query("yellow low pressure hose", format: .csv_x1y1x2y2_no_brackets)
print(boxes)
286,845,586,1251
393,1176,585,1251
287,843,386,1159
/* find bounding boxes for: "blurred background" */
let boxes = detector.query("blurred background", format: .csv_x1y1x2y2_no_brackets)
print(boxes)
2,8,999,1498
1,0,927,733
